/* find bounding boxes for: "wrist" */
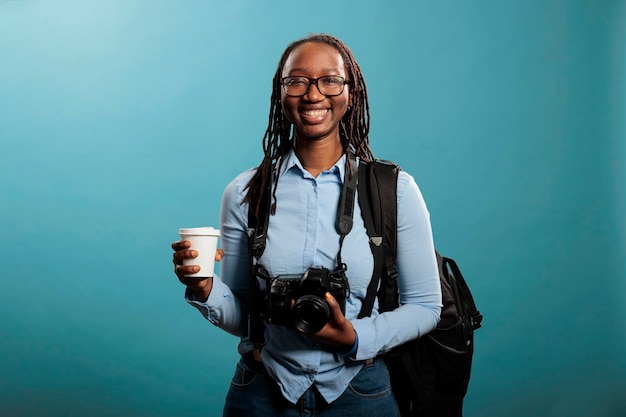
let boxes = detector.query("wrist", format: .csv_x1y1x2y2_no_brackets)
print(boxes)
338,330,358,357
191,277,213,302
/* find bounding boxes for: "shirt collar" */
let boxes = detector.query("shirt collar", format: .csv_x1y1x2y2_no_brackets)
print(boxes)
276,148,347,182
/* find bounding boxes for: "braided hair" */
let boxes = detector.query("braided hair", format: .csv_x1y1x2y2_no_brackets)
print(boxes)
243,34,374,222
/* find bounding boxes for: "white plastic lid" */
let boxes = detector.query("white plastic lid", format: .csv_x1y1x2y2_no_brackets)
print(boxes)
178,227,220,236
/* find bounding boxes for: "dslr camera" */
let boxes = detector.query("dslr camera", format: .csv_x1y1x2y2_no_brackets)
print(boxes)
268,266,349,334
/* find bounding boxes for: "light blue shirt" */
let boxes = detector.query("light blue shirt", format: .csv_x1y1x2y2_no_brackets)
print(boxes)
186,149,442,404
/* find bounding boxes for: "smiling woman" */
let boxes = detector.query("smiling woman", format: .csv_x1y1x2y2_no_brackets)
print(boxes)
171,33,442,416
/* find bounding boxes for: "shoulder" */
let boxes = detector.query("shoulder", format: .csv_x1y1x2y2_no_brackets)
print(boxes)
368,159,422,201
397,169,414,191
362,159,425,203
222,167,257,203
397,167,425,209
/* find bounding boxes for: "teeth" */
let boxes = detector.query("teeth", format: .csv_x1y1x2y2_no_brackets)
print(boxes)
302,109,328,117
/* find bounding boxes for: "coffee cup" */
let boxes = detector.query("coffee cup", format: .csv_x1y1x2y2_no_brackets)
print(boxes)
178,227,220,278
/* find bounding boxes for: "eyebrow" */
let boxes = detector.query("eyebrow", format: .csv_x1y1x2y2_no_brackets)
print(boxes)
284,67,342,75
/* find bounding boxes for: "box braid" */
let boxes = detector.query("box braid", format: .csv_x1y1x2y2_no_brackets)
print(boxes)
244,34,374,223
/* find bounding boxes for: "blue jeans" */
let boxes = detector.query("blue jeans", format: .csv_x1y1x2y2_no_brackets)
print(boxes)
222,356,400,417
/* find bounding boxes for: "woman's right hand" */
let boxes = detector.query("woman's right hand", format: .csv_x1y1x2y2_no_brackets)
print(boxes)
172,240,223,302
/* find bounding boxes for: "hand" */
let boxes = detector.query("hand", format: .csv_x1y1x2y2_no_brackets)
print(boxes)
171,239,224,302
310,292,356,351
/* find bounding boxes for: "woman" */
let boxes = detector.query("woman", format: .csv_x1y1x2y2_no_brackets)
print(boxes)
172,33,442,416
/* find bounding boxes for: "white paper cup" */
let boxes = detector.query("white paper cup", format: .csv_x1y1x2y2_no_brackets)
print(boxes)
178,227,220,278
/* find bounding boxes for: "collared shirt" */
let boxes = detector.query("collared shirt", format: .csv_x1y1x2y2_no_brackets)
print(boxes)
186,149,442,404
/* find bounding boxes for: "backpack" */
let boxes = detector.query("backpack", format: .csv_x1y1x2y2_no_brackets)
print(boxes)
357,159,483,417
246,155,483,417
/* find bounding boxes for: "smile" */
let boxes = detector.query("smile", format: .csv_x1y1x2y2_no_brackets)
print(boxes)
301,109,329,117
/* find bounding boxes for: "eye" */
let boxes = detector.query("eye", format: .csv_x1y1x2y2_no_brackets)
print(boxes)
321,76,344,85
284,77,308,86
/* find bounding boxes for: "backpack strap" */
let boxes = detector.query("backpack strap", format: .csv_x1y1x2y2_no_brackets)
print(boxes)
442,255,483,330
357,160,383,318
358,159,401,318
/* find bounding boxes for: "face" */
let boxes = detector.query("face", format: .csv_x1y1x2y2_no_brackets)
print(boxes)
280,42,350,143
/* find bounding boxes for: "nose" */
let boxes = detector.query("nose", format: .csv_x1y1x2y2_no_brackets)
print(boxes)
303,81,324,101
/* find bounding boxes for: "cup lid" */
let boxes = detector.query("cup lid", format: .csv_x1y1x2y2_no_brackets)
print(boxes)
179,227,220,236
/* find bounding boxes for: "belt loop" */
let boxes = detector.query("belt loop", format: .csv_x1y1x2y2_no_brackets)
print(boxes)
252,346,263,362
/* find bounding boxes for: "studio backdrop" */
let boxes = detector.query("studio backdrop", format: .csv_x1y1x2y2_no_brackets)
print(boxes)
1,1,624,416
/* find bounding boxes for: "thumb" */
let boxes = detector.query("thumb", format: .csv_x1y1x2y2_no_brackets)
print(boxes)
325,292,343,318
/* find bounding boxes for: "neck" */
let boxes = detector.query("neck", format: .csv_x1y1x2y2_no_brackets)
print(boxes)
293,136,344,177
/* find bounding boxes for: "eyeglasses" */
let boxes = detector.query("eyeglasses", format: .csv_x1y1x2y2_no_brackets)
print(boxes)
280,76,351,97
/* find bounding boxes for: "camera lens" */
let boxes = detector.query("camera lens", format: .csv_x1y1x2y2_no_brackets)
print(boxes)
293,295,330,334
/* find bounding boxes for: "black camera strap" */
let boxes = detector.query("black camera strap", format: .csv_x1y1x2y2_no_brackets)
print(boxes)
335,151,358,269
247,166,274,346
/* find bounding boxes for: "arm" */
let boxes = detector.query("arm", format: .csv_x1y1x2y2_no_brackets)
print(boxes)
179,171,254,337
351,171,442,360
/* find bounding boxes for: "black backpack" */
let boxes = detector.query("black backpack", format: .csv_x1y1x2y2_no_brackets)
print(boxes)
357,159,483,417
246,155,483,417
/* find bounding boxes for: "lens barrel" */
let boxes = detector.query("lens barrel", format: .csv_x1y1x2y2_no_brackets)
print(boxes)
293,294,330,334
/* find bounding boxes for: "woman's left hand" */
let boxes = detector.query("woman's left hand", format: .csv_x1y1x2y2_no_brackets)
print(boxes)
310,292,357,351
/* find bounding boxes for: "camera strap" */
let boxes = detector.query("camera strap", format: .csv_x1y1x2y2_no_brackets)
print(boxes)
249,151,358,263
335,151,358,270
247,150,358,344
247,165,274,346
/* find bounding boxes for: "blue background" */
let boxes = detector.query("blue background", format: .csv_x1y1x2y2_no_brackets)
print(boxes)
1,1,624,416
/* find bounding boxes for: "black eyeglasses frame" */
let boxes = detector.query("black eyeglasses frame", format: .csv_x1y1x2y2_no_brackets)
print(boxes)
280,76,351,97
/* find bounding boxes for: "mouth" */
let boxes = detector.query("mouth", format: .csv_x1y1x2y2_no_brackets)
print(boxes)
300,109,329,118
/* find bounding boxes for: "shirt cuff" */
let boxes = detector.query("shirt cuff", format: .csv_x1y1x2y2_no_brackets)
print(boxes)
184,276,222,325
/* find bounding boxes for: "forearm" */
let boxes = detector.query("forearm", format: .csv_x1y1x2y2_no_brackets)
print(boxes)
185,274,245,336
351,301,440,360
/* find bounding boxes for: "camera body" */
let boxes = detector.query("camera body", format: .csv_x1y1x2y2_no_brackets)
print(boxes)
268,266,348,334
